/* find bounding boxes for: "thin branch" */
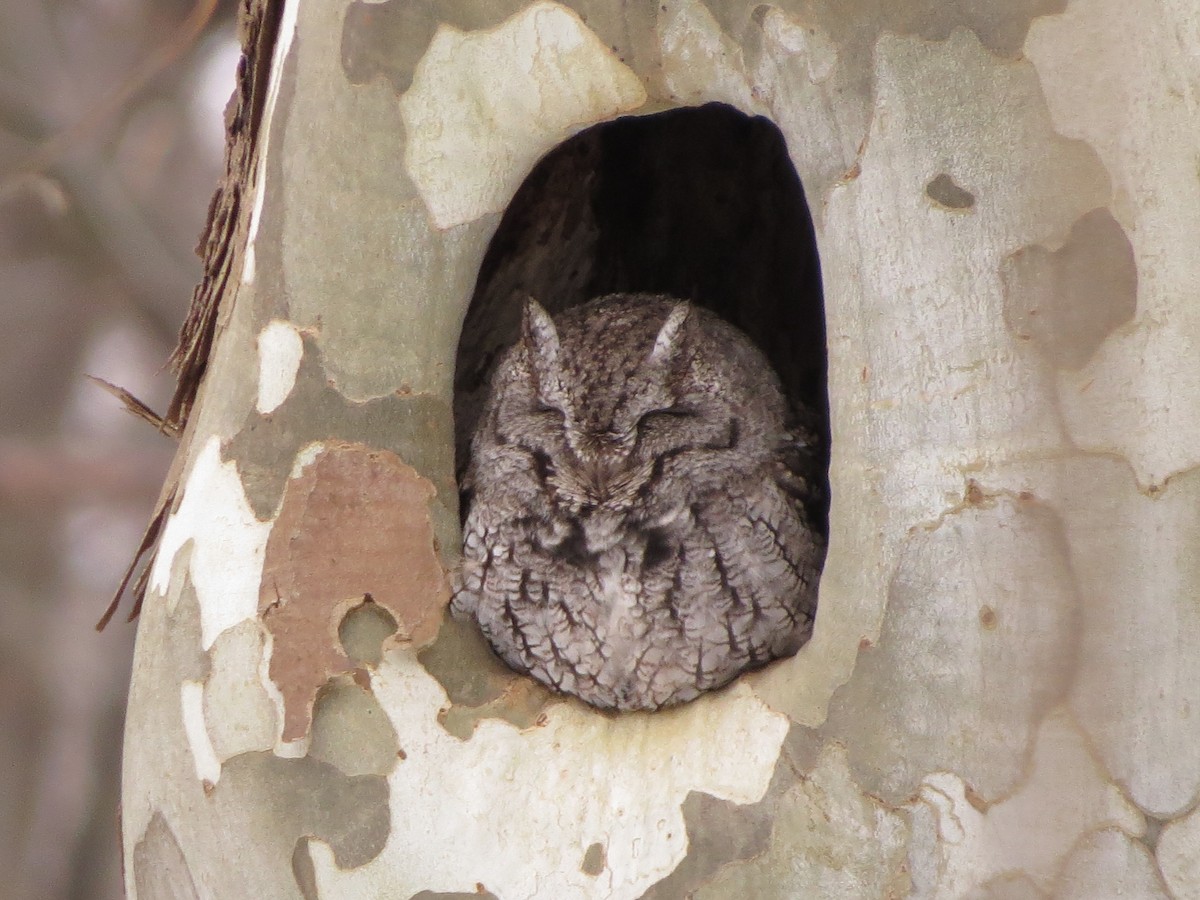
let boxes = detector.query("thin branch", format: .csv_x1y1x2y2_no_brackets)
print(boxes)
0,0,219,189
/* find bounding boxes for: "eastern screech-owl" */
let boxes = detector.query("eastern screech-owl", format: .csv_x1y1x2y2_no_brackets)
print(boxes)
452,293,825,711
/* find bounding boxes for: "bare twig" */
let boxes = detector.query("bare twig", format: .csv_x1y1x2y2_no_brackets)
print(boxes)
0,0,219,189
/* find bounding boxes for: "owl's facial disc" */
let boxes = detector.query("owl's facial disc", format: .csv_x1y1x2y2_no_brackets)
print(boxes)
547,438,651,518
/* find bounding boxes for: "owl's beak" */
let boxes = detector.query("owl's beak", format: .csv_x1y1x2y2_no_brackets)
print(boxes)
584,453,652,511
585,460,619,505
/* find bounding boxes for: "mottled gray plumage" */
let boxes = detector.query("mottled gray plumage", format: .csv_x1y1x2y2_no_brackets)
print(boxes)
452,294,825,711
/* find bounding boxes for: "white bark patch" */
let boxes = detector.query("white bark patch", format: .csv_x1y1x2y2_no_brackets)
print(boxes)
1065,465,1200,817
149,436,271,649
1026,1,1200,488
255,320,304,414
307,651,788,899
658,0,759,112
1056,829,1170,899
180,680,221,787
1159,803,1200,900
399,1,647,229
750,8,872,203
906,709,1144,898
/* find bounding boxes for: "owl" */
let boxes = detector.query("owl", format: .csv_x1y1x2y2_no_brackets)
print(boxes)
452,293,826,711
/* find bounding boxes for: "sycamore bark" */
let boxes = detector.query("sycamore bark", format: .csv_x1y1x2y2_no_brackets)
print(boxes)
122,1,1200,897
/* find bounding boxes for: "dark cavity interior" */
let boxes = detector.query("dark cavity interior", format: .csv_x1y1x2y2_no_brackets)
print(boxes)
454,102,829,535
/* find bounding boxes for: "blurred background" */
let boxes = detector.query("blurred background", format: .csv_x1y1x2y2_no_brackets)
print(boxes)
0,1,237,896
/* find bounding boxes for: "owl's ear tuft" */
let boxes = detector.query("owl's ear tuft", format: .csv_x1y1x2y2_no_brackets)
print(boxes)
648,303,691,368
522,297,558,351
521,297,565,402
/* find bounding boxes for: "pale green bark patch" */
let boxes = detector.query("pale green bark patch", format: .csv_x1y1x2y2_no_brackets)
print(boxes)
695,744,910,898
1028,0,1200,487
825,496,1078,804
399,2,648,229
1002,208,1137,370
204,622,280,761
133,813,200,900
925,173,976,210
310,680,402,777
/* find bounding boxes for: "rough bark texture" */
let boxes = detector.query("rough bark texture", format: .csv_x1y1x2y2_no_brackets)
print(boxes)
123,0,1200,897
100,0,286,629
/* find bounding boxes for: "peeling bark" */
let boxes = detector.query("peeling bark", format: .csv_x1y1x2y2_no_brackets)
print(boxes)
170,0,286,427
260,443,447,741
101,0,286,629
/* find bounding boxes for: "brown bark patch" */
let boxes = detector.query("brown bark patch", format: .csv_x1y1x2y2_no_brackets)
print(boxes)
260,442,448,741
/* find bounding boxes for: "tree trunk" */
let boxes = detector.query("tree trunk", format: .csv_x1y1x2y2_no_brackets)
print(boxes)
122,1,1200,897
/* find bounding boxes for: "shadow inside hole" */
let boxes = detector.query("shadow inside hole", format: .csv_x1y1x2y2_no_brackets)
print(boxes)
454,101,829,536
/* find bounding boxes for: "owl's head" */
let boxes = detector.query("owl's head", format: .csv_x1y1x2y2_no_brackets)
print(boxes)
490,296,736,514
522,295,691,427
